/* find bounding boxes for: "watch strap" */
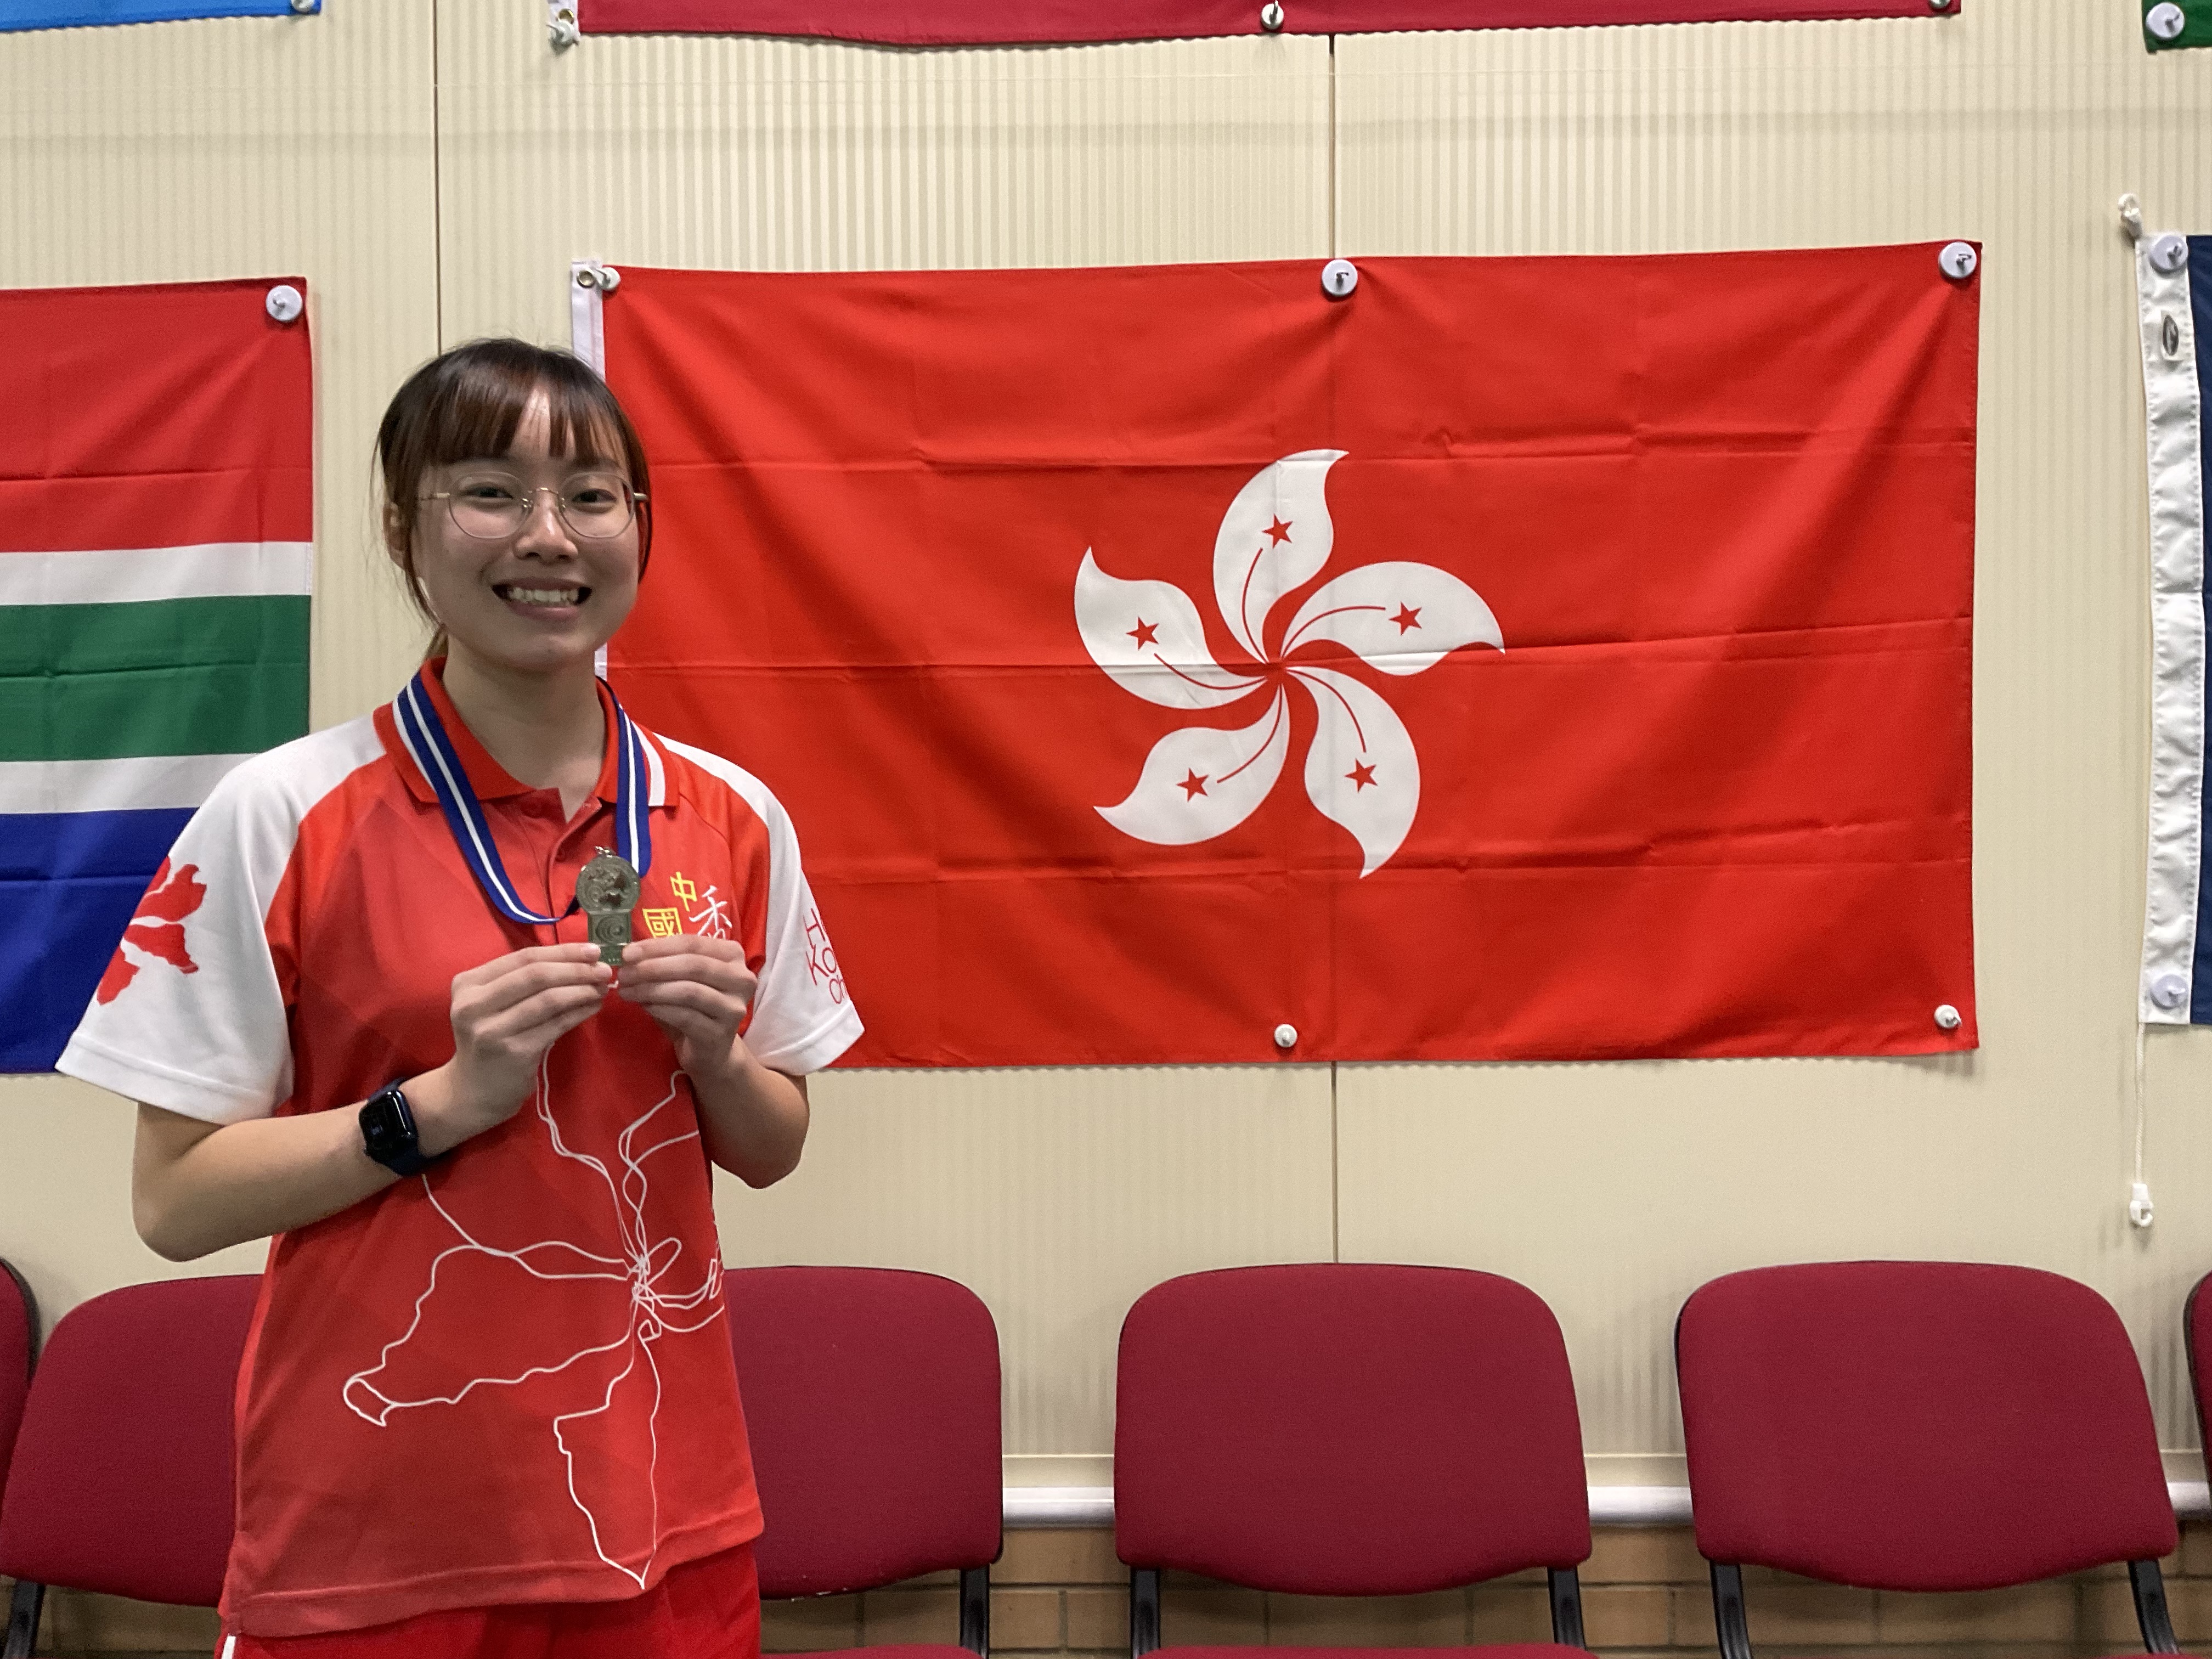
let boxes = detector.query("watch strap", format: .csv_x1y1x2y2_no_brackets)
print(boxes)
361,1080,439,1178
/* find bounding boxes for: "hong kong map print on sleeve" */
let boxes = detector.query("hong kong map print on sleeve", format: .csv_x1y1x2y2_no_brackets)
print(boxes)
0,278,312,1071
589,249,1978,1065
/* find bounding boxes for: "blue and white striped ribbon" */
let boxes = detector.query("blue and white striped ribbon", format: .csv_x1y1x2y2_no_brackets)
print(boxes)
393,670,653,929
2138,233,2212,1024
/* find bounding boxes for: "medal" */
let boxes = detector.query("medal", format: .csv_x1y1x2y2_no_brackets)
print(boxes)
392,668,654,935
576,848,642,965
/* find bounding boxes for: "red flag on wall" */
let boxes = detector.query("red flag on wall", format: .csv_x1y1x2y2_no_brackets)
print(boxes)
581,1,1951,44
597,247,1977,1065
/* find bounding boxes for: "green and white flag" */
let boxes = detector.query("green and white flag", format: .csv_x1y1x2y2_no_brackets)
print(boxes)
1,277,312,1070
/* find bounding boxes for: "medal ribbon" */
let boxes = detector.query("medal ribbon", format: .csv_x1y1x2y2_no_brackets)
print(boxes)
393,668,654,929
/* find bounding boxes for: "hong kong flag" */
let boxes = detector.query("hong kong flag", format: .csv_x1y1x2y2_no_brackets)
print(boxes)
595,246,1977,1065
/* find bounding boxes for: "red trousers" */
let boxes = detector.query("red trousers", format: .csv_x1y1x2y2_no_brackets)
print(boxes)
218,1543,761,1659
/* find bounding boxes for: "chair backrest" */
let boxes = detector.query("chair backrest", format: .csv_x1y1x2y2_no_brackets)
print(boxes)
0,1262,37,1503
726,1265,1001,1598
2185,1273,2212,1472
0,1274,258,1605
1114,1263,1590,1595
1677,1261,2176,1592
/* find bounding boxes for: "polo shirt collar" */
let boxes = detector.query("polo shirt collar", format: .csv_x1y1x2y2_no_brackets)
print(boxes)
383,656,669,811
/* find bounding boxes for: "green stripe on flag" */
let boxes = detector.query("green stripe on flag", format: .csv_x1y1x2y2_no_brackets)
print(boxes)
0,594,309,761
2145,0,2212,48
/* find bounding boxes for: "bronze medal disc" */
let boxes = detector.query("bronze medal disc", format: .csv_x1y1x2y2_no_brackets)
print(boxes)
576,849,641,965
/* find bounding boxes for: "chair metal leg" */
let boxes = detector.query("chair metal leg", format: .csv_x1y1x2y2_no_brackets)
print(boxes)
1548,1567,1585,1649
4,1578,44,1659
960,1565,991,1656
1129,1566,1161,1659
1710,1562,1754,1659
2131,1560,2181,1654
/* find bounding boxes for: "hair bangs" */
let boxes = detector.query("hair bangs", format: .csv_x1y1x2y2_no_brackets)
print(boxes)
539,370,633,472
413,346,630,472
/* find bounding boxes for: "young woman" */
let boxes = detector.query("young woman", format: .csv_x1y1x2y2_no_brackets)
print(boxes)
59,338,860,1657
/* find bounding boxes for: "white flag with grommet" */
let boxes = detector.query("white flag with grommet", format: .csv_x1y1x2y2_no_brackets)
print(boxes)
2130,203,2211,1029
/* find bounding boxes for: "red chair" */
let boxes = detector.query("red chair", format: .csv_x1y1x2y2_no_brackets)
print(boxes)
2182,1272,2212,1496
0,1261,37,1498
726,1266,1001,1656
1677,1261,2180,1659
0,1274,258,1659
1114,1263,1594,1659
0,1259,39,1655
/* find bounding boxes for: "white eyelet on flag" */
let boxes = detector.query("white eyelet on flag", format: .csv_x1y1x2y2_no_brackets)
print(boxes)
570,260,608,375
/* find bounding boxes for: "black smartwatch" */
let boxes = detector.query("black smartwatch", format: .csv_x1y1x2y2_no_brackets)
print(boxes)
360,1079,441,1178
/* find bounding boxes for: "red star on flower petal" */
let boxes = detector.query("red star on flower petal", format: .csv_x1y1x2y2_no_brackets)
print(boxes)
1265,517,1293,547
1346,760,1378,791
1390,604,1423,634
1178,770,1209,799
1128,618,1160,648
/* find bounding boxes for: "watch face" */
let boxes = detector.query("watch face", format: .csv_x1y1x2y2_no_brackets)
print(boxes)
362,1089,409,1157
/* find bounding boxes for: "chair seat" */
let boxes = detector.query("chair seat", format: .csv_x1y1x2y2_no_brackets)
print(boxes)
1157,1646,1595,1659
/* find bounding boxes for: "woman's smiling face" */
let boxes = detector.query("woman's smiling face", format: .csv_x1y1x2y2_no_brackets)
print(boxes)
398,387,642,678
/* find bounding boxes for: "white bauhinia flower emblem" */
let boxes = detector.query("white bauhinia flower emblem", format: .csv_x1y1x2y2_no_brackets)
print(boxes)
1075,450,1503,876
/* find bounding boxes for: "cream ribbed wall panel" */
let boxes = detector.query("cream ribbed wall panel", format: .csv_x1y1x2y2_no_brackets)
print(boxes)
0,9,438,1314
430,12,1340,1463
11,0,2212,1475
434,23,1335,340
1334,2,2212,1461
727,1066,1334,1467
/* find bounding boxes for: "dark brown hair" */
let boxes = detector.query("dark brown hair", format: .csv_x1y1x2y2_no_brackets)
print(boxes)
376,338,653,656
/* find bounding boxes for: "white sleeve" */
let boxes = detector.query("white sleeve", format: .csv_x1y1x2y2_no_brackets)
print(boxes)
55,731,359,1125
744,791,865,1075
661,738,864,1075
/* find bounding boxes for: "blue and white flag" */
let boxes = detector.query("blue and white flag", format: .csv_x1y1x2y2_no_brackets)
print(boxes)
0,0,315,32
2139,233,2212,1023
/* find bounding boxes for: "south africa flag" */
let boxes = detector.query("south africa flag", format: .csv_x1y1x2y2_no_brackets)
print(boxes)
0,278,312,1070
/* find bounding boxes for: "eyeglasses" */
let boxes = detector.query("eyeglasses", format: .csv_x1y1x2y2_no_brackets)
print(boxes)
422,471,647,541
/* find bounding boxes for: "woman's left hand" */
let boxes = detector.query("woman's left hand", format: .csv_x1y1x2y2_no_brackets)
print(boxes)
615,933,757,1082
617,933,809,1187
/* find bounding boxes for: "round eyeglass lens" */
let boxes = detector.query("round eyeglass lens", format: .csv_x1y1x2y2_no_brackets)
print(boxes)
444,473,636,540
557,474,635,538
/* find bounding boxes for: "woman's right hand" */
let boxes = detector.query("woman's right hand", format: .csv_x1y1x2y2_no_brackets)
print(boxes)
414,943,612,1152
131,944,613,1260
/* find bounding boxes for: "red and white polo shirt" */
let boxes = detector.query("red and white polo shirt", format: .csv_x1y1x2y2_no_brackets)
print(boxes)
58,659,862,1638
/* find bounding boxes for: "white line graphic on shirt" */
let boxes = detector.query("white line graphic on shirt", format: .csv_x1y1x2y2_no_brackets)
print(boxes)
340,1065,723,1587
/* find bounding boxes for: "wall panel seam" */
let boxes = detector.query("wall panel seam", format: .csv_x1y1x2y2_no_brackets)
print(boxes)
1329,33,1340,257
432,0,445,351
